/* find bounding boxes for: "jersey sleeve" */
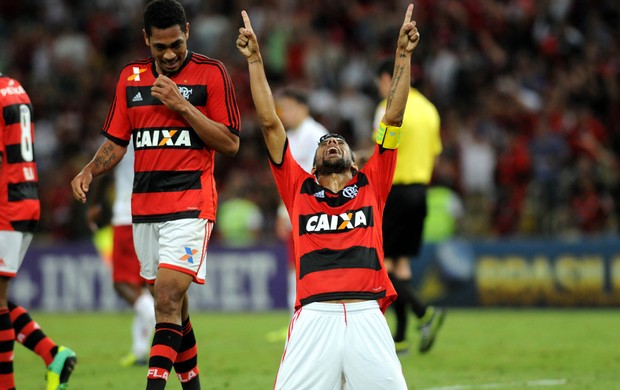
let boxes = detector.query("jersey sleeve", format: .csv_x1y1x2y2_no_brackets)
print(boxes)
101,69,132,145
206,61,241,134
269,140,307,213
360,144,397,202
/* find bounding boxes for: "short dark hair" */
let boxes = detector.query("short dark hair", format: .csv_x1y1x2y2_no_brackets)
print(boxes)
143,0,187,37
376,59,394,78
276,87,308,106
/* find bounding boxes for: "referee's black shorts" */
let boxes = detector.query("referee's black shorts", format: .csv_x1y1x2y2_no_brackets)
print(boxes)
382,184,427,259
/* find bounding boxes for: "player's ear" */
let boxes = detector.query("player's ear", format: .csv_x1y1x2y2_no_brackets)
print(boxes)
185,22,190,40
143,29,149,46
350,162,359,175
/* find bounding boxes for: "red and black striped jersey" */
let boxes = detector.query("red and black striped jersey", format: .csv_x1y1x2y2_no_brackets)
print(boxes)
102,52,241,223
270,141,398,313
0,75,39,232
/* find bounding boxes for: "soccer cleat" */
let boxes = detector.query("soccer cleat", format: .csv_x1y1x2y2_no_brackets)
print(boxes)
119,352,148,367
418,307,446,353
46,346,77,390
394,340,410,356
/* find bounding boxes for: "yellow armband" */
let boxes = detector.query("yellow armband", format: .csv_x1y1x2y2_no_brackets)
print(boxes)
376,121,401,149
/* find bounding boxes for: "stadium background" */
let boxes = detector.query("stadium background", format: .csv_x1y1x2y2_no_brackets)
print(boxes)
2,0,619,310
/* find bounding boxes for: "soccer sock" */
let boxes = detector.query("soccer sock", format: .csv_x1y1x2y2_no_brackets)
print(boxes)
8,301,57,366
133,292,155,357
390,276,427,319
174,317,200,390
391,295,408,342
0,309,15,389
146,322,183,390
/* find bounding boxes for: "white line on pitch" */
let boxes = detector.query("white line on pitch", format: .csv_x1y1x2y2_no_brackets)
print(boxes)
422,378,567,390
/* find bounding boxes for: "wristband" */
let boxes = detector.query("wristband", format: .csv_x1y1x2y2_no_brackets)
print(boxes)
376,121,401,149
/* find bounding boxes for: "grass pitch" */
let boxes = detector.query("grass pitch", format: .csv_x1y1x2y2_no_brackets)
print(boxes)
14,309,620,389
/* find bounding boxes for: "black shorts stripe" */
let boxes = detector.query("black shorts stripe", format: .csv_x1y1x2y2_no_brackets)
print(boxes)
299,246,381,279
133,170,202,193
8,182,38,201
132,210,201,223
11,220,38,232
300,291,387,306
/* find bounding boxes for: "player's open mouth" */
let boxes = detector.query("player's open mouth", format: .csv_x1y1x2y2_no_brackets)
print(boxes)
326,147,340,156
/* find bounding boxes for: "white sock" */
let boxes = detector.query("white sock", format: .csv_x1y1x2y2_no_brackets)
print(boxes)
132,291,155,357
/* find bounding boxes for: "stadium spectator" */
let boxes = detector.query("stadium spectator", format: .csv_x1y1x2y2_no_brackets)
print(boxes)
0,0,617,241
372,57,445,354
236,4,418,388
85,142,156,367
0,72,77,389
70,0,241,389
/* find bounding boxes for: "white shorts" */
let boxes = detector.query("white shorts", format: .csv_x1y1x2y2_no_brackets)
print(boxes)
133,219,213,284
275,300,407,390
0,231,33,277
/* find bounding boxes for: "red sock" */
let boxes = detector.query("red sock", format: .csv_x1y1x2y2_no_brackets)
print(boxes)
8,301,56,366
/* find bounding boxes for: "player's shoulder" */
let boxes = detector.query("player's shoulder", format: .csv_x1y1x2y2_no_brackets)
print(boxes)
189,52,224,67
117,57,153,77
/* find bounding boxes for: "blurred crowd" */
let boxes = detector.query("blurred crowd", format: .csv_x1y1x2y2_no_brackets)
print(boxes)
1,0,619,243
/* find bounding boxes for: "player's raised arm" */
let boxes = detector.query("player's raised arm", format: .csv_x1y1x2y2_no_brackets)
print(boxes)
382,3,420,128
236,10,286,164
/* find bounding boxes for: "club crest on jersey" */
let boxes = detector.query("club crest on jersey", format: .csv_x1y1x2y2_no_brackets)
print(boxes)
342,184,359,199
178,86,193,100
134,129,192,148
127,67,146,81
300,206,373,235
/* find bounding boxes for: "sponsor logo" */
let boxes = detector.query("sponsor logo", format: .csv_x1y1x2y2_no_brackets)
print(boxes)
0,85,25,97
180,247,198,263
127,67,146,81
134,129,193,148
178,86,193,100
300,206,373,234
313,190,325,198
148,368,169,380
132,92,143,102
177,368,199,383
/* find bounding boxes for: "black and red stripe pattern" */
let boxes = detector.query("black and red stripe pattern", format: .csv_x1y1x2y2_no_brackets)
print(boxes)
0,75,40,232
101,53,240,223
146,323,183,389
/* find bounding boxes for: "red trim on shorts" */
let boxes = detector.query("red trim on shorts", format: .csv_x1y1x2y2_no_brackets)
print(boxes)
158,264,205,284
0,271,16,278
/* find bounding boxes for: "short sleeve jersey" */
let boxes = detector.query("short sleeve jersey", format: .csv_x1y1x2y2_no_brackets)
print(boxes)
102,52,241,223
270,141,398,312
0,75,39,232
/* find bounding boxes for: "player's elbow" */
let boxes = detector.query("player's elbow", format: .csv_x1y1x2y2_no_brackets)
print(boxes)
221,136,240,157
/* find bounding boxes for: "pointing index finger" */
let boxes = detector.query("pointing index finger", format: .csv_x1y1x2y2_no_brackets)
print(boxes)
403,3,414,25
241,10,253,31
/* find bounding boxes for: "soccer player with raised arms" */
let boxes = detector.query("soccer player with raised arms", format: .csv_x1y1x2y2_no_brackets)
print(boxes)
237,4,419,388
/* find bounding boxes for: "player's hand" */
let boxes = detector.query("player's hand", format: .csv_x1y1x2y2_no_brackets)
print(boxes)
151,75,187,112
71,170,93,204
398,4,420,53
236,10,260,60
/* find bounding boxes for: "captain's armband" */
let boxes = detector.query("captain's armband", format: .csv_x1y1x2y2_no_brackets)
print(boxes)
376,121,401,149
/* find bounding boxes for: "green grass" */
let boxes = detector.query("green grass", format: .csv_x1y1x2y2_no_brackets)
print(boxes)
14,309,620,389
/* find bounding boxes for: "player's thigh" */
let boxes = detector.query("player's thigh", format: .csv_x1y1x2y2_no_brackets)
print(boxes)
112,224,143,284
275,305,344,390
342,308,407,390
0,231,32,276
